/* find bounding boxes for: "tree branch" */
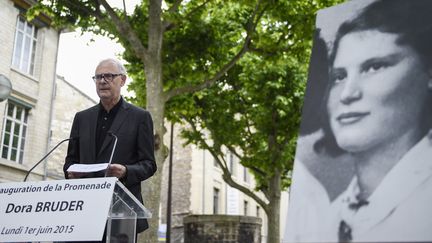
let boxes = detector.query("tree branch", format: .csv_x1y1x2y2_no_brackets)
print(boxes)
218,129,270,198
54,1,98,19
165,40,249,102
163,0,212,31
226,145,267,177
98,0,150,64
236,96,257,143
184,117,269,209
162,0,182,31
122,0,128,17
147,0,164,59
167,0,183,14
208,144,268,209
163,0,266,102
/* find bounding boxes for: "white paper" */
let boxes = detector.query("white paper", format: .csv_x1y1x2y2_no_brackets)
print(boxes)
67,163,109,173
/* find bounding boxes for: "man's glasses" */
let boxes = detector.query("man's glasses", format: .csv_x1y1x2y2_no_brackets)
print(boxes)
92,73,123,82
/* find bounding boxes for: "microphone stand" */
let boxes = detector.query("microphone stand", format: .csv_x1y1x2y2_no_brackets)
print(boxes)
104,132,118,177
23,137,75,182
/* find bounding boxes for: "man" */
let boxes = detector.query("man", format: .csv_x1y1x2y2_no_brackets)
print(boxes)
64,58,156,236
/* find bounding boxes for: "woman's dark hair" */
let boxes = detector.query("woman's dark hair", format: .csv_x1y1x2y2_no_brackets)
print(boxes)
315,0,432,155
330,0,432,68
299,29,330,136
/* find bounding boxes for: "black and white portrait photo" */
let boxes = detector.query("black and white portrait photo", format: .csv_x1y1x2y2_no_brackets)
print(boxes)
285,0,432,242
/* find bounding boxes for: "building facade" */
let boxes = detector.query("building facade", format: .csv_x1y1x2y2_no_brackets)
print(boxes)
159,123,289,242
46,75,97,179
0,0,60,182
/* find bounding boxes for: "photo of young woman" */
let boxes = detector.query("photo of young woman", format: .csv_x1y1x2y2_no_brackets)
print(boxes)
286,0,432,242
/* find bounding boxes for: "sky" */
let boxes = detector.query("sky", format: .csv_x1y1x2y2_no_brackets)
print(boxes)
56,0,140,101
56,31,125,101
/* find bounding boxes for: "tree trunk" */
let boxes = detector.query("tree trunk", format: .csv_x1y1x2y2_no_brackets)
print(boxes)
267,171,281,243
139,100,166,243
139,64,166,242
139,1,165,242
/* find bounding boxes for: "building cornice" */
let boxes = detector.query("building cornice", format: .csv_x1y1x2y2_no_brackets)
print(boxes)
11,0,52,26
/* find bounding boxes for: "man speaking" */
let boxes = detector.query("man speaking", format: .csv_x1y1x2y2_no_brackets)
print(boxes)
64,58,156,240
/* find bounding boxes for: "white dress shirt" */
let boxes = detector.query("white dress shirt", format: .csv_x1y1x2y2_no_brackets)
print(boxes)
329,135,432,242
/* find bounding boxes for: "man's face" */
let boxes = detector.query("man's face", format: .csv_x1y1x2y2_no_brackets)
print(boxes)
94,61,125,101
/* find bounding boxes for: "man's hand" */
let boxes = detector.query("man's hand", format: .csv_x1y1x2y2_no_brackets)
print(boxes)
67,172,86,179
106,164,127,179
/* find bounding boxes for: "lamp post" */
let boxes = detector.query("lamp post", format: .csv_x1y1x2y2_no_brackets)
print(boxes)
0,74,12,102
166,122,174,243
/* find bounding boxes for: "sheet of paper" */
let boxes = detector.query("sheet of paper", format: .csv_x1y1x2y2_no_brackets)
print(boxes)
67,163,109,173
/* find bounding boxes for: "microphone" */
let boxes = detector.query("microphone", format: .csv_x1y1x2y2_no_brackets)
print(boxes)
24,136,78,182
104,131,118,177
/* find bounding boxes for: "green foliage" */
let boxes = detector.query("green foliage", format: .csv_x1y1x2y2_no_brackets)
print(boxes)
122,0,257,107
167,0,344,191
31,0,345,194
177,50,306,191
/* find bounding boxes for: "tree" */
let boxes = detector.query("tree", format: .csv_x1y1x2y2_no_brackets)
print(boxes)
29,0,343,242
175,55,304,243
29,0,268,241
166,1,344,242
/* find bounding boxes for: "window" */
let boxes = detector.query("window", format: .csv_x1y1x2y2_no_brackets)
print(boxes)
12,16,38,75
229,152,236,176
1,101,29,163
213,188,220,214
243,200,248,216
256,206,260,217
243,166,250,183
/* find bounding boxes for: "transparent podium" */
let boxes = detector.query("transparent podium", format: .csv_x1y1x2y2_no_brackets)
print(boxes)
107,181,152,243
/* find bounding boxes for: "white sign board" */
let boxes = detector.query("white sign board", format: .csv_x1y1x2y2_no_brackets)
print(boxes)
0,177,117,242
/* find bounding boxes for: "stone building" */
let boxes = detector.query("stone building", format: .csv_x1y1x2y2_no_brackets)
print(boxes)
159,123,289,242
45,75,97,179
0,0,60,182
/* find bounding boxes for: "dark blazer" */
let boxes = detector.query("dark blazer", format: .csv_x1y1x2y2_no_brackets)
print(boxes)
64,99,156,232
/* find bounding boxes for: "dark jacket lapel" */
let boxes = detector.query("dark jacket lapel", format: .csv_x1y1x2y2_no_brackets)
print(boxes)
88,105,98,161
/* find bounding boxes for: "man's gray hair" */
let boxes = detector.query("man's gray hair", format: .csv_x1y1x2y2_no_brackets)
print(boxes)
97,58,127,75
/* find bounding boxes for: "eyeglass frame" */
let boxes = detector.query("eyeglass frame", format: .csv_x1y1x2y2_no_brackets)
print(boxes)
92,73,124,82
